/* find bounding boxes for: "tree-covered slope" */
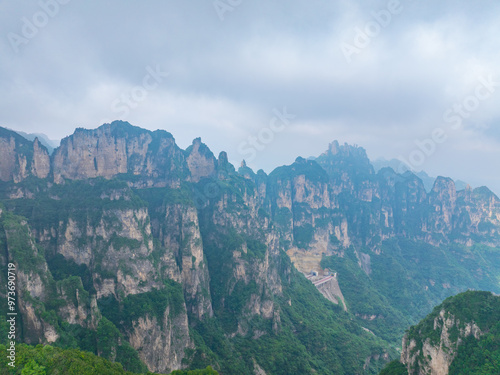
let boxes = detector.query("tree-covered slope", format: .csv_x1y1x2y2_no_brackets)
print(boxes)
0,343,218,375
321,239,500,345
382,291,500,375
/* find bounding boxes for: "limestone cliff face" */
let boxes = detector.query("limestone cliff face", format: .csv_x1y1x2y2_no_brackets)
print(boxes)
50,207,159,298
185,138,217,183
315,142,500,248
316,140,375,196
16,182,193,373
262,144,500,279
32,138,51,178
468,186,500,240
3,123,498,250
401,310,482,375
128,307,192,373
1,210,100,345
157,203,213,319
268,157,344,274
0,128,50,182
197,164,285,337
56,281,101,331
52,122,187,187
427,177,458,236
0,135,21,181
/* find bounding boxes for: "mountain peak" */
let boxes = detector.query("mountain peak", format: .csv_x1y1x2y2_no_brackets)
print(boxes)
52,122,183,184
328,140,340,155
431,176,456,192
97,120,152,138
322,140,368,159
8,129,59,153
316,140,374,180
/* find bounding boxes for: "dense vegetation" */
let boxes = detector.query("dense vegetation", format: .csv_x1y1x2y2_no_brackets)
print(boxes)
187,266,392,374
193,215,393,374
380,291,500,375
98,280,185,330
406,291,500,348
449,325,500,374
0,343,142,375
322,240,500,346
0,343,218,375
378,361,408,375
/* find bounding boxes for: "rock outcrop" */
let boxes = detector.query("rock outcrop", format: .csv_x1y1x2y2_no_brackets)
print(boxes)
400,291,499,375
52,122,187,187
0,128,50,182
401,310,481,375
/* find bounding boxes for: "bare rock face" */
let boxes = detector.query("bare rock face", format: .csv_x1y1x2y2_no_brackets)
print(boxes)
52,121,187,186
50,206,159,298
128,307,192,373
31,138,51,178
159,203,213,319
428,177,458,235
0,135,18,181
52,126,130,181
185,138,217,183
2,212,99,345
4,123,500,374
0,129,50,182
293,174,331,209
316,141,375,196
401,309,482,375
3,124,499,250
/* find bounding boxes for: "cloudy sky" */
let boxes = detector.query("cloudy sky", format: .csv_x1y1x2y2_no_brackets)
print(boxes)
1,1,500,194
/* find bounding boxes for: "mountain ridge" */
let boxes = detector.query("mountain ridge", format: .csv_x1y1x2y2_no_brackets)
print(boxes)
1,121,499,374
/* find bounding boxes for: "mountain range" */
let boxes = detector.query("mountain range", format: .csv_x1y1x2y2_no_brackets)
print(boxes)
0,121,499,375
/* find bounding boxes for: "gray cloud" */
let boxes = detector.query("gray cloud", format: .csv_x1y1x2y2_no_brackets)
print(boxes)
1,0,500,194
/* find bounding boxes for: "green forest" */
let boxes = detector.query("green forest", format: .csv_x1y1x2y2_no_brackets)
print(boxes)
0,344,218,375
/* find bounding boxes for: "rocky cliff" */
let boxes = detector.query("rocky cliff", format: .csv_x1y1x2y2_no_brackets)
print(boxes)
52,121,187,187
1,122,500,374
399,291,500,375
0,128,50,182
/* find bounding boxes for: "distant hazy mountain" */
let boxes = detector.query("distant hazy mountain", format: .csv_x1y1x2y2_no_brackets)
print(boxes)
372,158,469,192
12,129,60,154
